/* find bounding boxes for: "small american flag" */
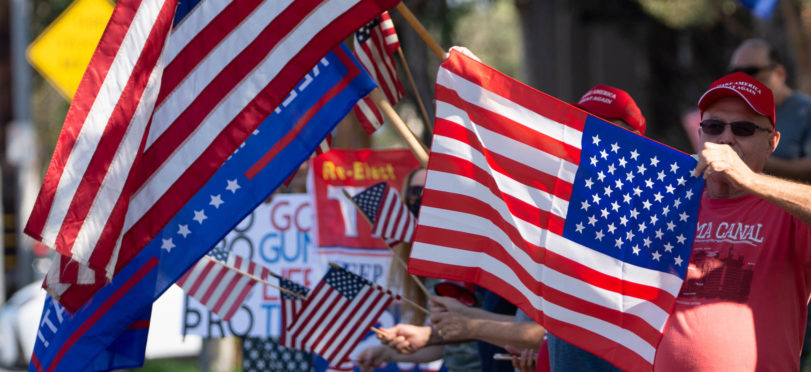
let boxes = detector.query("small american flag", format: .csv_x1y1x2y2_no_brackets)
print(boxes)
351,182,415,245
27,0,401,307
407,50,705,372
352,11,403,134
286,266,395,365
176,255,266,321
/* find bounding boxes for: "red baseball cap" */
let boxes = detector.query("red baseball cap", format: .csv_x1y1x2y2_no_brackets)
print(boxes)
575,85,646,135
698,72,775,128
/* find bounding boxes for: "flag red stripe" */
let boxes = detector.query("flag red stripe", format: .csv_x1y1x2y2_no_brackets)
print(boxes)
440,53,588,132
433,119,575,200
244,46,360,179
122,3,395,255
24,0,142,238
428,155,568,233
155,0,265,106
435,84,582,165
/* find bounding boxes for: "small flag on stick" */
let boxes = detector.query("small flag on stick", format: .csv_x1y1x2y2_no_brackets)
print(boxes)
353,11,404,134
350,182,416,246
286,265,395,365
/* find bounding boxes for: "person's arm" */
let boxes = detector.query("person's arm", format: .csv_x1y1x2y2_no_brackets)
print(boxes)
695,142,811,225
429,296,545,349
430,311,544,350
377,323,459,354
764,157,811,183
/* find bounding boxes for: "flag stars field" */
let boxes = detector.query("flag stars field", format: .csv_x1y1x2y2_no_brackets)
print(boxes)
563,117,704,276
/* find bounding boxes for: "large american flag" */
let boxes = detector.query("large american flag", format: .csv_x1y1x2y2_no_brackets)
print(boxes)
286,266,395,365
352,11,403,134
351,181,415,245
407,50,705,372
25,0,400,299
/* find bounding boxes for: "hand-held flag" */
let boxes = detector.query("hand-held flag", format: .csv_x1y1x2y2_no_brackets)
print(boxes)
352,11,404,134
407,49,705,372
350,182,416,246
278,277,311,348
176,255,263,322
286,265,395,365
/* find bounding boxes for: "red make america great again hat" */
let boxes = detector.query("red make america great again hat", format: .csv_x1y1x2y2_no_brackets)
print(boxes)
698,72,776,128
575,85,646,135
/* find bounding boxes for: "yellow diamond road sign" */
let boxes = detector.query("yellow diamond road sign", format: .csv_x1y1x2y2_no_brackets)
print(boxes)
27,0,114,101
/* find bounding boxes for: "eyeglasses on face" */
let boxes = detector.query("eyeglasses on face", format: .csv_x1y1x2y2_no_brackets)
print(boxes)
699,119,772,137
728,64,776,77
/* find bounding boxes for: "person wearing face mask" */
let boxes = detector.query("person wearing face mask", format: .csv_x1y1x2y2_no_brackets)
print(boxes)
652,72,811,371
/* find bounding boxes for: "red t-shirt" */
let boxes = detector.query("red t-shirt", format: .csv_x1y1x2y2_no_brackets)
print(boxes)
654,192,811,371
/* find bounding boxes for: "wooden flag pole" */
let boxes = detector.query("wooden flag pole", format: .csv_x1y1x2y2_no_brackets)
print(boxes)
217,259,307,300
341,189,433,300
369,87,429,166
328,262,429,315
396,47,432,132
395,2,446,61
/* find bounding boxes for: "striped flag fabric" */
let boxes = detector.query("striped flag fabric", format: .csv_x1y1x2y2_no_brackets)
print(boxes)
352,11,404,134
407,49,705,372
176,255,265,321
286,266,395,365
25,0,401,298
351,181,416,245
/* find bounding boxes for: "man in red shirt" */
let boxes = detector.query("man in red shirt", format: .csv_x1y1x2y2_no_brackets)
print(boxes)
654,72,811,370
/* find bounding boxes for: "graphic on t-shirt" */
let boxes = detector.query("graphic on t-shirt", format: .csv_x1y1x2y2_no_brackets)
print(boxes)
680,247,754,302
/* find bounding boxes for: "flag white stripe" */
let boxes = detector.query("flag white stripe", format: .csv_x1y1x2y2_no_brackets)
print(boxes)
165,0,234,63
41,0,168,246
126,0,362,231
437,69,583,149
409,243,655,363
147,0,292,149
384,34,398,46
437,100,579,183
431,135,572,219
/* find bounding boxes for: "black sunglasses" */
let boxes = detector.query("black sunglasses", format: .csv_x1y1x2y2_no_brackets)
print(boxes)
699,119,772,137
728,64,776,77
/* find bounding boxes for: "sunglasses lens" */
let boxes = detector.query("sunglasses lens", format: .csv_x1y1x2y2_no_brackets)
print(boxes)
730,122,757,136
700,120,725,135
